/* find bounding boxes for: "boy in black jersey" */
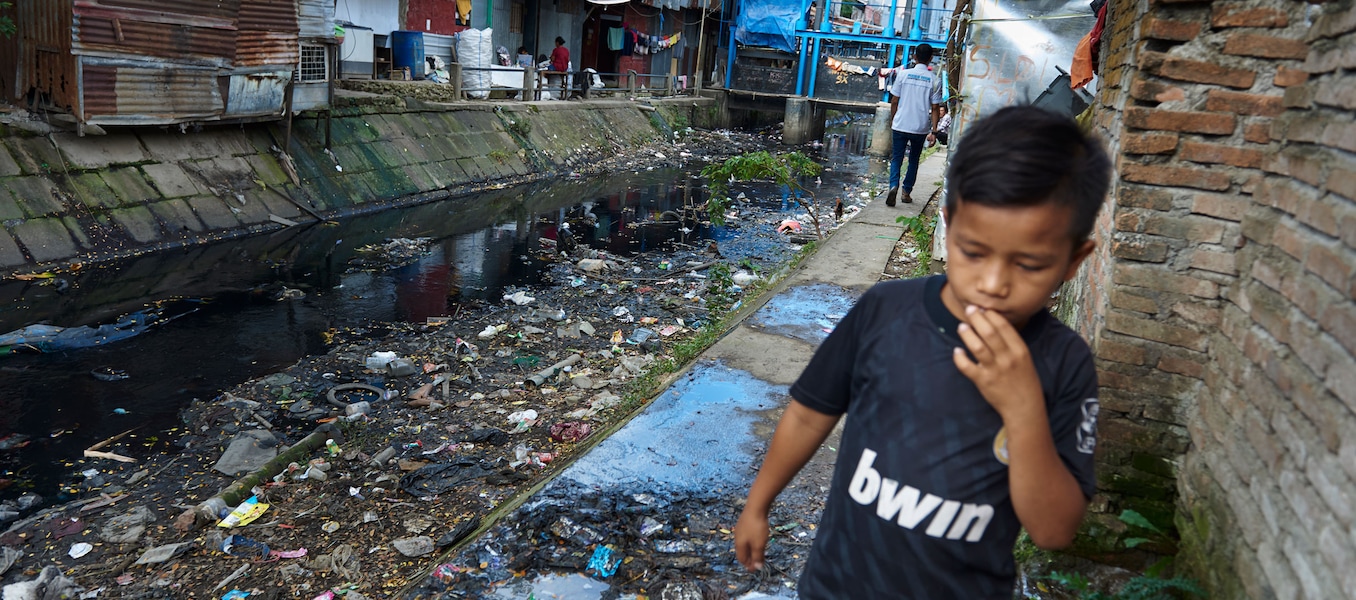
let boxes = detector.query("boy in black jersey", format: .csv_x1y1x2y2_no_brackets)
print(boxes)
734,106,1112,598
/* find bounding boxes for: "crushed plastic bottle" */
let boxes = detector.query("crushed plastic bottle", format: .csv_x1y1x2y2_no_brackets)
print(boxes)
586,545,621,578
222,535,270,560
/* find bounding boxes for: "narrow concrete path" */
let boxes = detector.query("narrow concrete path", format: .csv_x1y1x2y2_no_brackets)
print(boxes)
411,150,948,599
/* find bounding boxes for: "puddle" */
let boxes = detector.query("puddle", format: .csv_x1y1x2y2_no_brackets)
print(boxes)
541,360,786,496
746,283,858,343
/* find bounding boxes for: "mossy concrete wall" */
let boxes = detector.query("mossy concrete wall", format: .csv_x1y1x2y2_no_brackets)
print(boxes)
0,94,700,274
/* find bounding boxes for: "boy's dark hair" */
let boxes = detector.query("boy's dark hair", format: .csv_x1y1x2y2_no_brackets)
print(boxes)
945,106,1111,243
914,43,933,64
556,36,566,45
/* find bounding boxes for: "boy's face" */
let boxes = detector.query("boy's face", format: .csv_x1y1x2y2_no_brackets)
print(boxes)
941,199,1093,329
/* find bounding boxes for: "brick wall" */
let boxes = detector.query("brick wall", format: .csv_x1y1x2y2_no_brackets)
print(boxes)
1079,0,1356,595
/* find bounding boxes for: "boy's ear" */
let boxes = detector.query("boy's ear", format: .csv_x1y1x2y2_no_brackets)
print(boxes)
1063,240,1096,282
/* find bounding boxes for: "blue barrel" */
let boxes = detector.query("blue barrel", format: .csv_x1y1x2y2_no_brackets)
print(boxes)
391,31,426,79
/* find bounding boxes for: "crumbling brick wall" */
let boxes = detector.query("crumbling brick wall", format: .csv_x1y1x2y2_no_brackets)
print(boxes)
1078,0,1356,595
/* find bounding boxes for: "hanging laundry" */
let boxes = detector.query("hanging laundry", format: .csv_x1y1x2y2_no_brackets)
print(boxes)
608,27,624,51
456,0,472,25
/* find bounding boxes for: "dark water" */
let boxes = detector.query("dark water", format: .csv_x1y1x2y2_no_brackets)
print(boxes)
0,150,873,502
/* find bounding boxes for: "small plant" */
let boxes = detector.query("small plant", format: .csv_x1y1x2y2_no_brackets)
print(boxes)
506,118,531,137
706,195,732,227
704,262,737,315
1045,570,1203,600
0,3,13,39
737,257,759,274
896,213,937,277
487,149,510,163
701,151,828,238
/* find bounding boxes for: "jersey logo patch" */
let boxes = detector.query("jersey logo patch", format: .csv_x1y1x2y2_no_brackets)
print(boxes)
992,426,1009,465
1077,399,1099,454
848,448,995,542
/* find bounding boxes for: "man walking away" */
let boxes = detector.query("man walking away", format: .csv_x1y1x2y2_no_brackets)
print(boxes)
886,43,943,206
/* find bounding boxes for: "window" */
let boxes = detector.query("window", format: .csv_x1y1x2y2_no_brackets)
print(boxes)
510,2,523,33
297,45,327,82
559,0,579,15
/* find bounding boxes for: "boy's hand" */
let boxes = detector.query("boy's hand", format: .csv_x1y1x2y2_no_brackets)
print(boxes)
953,306,1043,420
734,505,770,571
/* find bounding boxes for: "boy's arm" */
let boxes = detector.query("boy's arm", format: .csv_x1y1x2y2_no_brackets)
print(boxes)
953,307,1087,549
735,399,841,571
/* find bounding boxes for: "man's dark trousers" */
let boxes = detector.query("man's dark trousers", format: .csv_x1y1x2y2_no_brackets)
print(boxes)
889,130,928,195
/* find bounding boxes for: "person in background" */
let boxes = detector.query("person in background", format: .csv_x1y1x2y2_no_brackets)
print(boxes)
517,46,534,69
935,104,952,146
885,43,943,206
549,37,570,100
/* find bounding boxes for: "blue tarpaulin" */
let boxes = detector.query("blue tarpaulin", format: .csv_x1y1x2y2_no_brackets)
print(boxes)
735,0,799,53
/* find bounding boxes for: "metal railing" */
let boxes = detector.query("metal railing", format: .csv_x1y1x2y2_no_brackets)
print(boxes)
432,64,690,101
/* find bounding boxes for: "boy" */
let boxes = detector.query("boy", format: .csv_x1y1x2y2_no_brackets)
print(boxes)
734,106,1110,598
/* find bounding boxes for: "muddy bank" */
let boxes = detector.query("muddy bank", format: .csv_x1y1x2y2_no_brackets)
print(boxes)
0,132,882,598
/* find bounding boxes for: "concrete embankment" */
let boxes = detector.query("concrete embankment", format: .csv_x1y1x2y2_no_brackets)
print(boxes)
0,93,719,275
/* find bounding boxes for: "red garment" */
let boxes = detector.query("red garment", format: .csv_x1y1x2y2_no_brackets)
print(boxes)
1071,32,1094,90
551,45,570,72
1088,4,1108,73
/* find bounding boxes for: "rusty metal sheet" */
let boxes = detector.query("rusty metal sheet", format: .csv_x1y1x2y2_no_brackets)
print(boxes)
223,70,288,117
97,0,240,23
72,13,237,67
237,0,299,67
12,0,78,110
296,0,335,39
81,60,223,124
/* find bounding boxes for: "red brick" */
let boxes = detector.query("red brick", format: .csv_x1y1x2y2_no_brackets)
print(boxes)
1159,354,1206,378
1114,238,1169,262
1106,311,1210,351
1111,289,1160,313
1143,213,1228,243
1180,141,1265,169
1122,132,1180,154
1275,66,1310,87
1264,148,1330,188
1129,78,1187,103
1223,33,1310,60
1272,219,1309,260
1144,16,1202,41
1119,185,1175,210
1116,211,1142,232
1211,4,1289,28
1192,193,1249,221
1305,243,1355,292
1099,337,1151,365
1120,161,1234,191
1243,122,1272,144
1205,89,1286,117
1275,112,1326,143
1314,75,1356,111
1171,301,1223,327
1115,262,1221,298
1330,168,1356,201
1125,107,1237,135
1322,303,1356,356
1320,121,1356,153
1282,270,1337,322
1296,195,1340,238
1139,51,1257,89
1285,84,1316,109
1190,249,1238,274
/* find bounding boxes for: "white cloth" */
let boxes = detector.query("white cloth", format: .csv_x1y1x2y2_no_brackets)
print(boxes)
889,64,943,134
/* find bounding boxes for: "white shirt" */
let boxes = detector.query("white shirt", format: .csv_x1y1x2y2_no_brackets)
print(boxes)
889,64,944,134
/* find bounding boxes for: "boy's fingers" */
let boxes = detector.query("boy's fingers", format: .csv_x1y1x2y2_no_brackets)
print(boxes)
956,321,991,363
953,347,978,379
965,309,1009,355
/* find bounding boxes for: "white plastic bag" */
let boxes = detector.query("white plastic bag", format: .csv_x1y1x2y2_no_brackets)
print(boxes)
456,28,494,99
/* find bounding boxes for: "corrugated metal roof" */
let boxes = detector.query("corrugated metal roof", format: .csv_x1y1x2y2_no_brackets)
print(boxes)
638,0,708,10
98,0,240,23
82,61,224,124
237,0,299,67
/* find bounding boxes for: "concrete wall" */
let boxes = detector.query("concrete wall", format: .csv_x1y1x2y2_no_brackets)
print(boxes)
1074,0,1356,596
0,95,673,274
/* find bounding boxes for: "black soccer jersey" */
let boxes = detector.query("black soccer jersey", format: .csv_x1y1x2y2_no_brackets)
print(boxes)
790,275,1099,599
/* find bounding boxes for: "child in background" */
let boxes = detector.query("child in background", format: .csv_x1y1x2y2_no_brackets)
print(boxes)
734,105,1111,599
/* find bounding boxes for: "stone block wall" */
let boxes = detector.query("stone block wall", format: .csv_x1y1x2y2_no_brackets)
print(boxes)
0,97,666,273
1076,0,1356,596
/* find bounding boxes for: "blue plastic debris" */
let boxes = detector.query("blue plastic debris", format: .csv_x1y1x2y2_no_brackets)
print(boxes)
586,545,621,578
